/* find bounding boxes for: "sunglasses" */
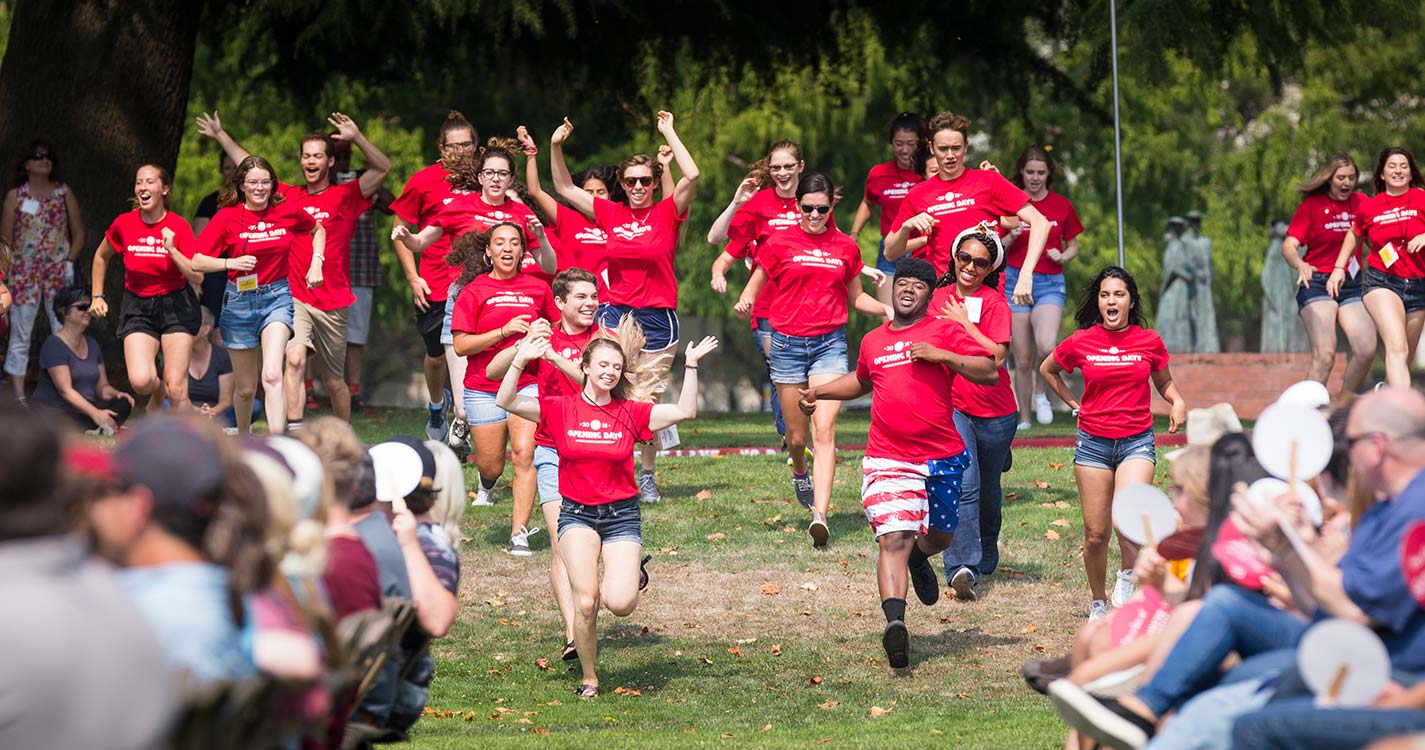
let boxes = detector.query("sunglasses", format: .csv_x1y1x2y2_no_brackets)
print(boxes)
955,250,991,270
799,204,832,215
621,175,654,188
30,152,51,161
66,302,90,312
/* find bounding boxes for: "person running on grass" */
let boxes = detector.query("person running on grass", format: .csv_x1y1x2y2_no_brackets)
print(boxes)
798,257,996,669
734,171,889,548
497,318,717,698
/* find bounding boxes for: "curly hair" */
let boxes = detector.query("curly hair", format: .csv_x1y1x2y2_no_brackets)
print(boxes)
444,145,517,193
927,111,971,141
744,140,803,192
218,155,285,209
449,221,525,287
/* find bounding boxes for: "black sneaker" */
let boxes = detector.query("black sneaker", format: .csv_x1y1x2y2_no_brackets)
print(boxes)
908,555,940,605
1022,654,1072,696
639,555,652,591
882,620,910,669
1047,680,1154,749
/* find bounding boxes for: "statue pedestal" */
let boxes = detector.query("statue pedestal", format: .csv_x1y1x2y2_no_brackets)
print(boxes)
1150,353,1347,419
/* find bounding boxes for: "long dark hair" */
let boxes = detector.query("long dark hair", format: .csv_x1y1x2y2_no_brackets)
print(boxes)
573,165,626,204
449,221,525,286
1186,433,1268,600
1372,147,1425,193
1073,266,1146,329
890,112,930,175
11,138,59,188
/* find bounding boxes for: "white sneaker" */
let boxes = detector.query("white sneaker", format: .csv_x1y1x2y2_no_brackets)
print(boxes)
508,526,540,557
1016,420,1032,431
638,471,661,504
1110,570,1135,608
1033,393,1054,425
1088,599,1109,622
471,480,499,507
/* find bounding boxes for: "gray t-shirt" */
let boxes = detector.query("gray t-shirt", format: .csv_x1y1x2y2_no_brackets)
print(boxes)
32,334,102,412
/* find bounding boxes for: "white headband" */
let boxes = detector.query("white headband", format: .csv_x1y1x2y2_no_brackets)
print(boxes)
951,221,1005,271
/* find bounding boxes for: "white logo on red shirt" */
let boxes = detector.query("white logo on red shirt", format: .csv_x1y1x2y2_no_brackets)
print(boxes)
573,227,608,244
611,222,654,242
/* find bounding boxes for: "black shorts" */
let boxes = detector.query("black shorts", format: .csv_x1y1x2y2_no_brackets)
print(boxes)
415,302,445,358
1364,266,1425,313
118,286,201,339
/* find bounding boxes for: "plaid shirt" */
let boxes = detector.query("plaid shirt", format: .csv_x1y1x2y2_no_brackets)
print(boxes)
336,170,382,288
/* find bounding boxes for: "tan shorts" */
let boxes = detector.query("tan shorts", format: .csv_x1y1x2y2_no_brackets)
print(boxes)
289,301,349,381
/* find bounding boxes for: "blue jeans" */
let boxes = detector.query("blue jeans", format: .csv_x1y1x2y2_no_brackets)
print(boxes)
1232,699,1425,750
754,318,786,437
943,410,1017,579
1136,585,1308,717
1144,678,1272,750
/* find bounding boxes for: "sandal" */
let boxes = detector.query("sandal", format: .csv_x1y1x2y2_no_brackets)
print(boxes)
561,641,578,661
574,683,600,699
639,554,652,591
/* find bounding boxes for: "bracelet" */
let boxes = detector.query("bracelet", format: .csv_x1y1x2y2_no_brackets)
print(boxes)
523,146,539,156
1333,265,1346,270
685,365,698,370
92,293,105,299
511,364,524,372
223,258,230,271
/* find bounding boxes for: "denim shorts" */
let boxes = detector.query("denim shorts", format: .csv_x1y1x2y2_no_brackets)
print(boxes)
597,305,678,351
1003,265,1068,313
754,316,774,358
1073,427,1157,470
219,279,293,350
440,282,462,346
534,445,561,505
1364,266,1425,313
557,497,642,544
874,237,897,276
768,327,849,384
1296,271,1363,308
463,383,535,426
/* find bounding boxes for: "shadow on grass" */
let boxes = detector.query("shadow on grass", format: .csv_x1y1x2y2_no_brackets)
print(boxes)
909,626,1023,669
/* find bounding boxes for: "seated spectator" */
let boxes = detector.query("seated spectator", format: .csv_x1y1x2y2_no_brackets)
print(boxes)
30,286,134,433
0,408,174,749
92,416,270,685
188,305,235,421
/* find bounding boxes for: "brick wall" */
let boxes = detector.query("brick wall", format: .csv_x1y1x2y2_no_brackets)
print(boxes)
1148,353,1347,419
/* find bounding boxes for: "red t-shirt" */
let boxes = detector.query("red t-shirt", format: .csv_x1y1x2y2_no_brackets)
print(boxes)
931,284,1017,418
320,534,381,620
855,317,988,462
539,394,654,506
194,201,318,286
553,203,609,295
391,163,460,301
593,196,687,309
533,323,600,448
1052,324,1169,439
1353,188,1425,278
103,210,196,297
757,224,863,337
726,189,803,321
279,180,373,310
1007,191,1083,275
429,192,551,284
890,169,1029,275
449,273,557,393
1287,192,1365,275
863,161,925,236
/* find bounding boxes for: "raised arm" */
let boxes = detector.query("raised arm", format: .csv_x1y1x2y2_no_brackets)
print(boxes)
655,111,700,215
494,336,547,422
549,118,596,219
657,145,677,199
388,495,459,638
649,336,718,431
708,177,757,245
516,126,561,219
328,113,392,199
526,215,557,274
389,223,443,254
194,111,252,167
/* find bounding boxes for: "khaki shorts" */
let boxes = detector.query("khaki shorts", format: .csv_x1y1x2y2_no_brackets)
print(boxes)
289,301,349,381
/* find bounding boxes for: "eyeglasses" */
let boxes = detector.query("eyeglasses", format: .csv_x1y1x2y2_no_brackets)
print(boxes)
29,152,51,161
480,169,512,180
1346,431,1384,449
443,141,476,151
621,175,654,188
243,179,274,188
799,204,832,215
955,250,991,270
769,164,798,173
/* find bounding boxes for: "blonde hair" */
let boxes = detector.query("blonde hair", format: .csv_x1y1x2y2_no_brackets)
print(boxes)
585,314,673,404
295,417,367,507
423,440,467,546
241,452,327,580
1170,446,1210,513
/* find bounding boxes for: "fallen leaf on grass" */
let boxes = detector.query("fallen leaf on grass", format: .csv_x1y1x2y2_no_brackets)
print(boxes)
760,724,773,733
727,647,744,657
1055,500,1070,508
699,656,714,665
799,609,813,616
1044,530,1061,540
545,700,561,706
696,489,713,500
535,658,551,671
1023,625,1039,634
1049,462,1066,470
782,525,796,533
817,739,832,745
761,583,783,595
956,692,972,699
613,686,642,696
706,532,727,541
931,729,943,735
1035,480,1051,489
1007,492,1021,500
769,644,782,656
1039,502,1056,509
1051,519,1071,527
484,598,506,607
818,700,840,709
869,706,893,717
809,676,823,685
800,582,819,591
720,732,734,739
764,514,782,526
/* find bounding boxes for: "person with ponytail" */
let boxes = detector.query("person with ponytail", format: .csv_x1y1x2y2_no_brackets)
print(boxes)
90,165,202,414
734,172,889,547
886,111,1052,310
549,111,700,504
389,111,479,444
852,112,931,306
517,123,620,300
1327,147,1425,387
929,223,1018,601
497,316,718,698
1004,145,1083,429
449,223,558,555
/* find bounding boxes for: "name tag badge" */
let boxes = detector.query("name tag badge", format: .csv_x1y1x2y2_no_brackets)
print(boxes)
1348,255,1361,277
18,198,39,215
236,273,259,293
963,296,984,324
656,424,680,450
1380,242,1399,269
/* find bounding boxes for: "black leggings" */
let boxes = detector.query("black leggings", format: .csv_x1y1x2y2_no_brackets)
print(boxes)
67,397,133,431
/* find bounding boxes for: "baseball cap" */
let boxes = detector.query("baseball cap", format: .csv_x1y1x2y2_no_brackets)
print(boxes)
113,417,226,508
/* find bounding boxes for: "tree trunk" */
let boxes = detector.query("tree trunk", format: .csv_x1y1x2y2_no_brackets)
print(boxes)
0,0,202,388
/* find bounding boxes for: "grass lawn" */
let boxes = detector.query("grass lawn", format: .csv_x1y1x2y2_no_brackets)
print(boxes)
349,410,1174,749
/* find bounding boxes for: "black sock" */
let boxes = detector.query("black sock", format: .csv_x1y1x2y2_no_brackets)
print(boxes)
908,542,929,568
479,475,498,490
881,598,906,623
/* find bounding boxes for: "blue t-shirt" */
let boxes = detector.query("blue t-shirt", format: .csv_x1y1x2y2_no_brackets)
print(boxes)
355,512,411,600
1340,468,1425,672
117,562,255,685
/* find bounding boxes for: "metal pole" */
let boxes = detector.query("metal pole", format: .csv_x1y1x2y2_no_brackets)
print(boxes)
1110,0,1126,267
